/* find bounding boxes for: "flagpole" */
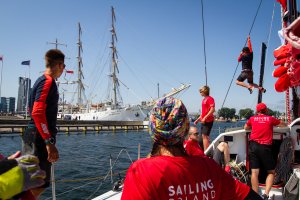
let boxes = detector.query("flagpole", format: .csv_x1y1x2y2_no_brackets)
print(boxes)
0,58,3,103
25,62,30,119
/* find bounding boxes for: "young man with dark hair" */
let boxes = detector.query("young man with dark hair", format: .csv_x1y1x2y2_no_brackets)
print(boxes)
236,36,266,94
22,49,65,199
194,85,215,151
244,103,286,199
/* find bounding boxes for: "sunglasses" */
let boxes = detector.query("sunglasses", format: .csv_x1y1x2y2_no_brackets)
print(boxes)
191,132,199,136
59,63,66,68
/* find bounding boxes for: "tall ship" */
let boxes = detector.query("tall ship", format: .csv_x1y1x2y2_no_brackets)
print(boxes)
62,7,190,121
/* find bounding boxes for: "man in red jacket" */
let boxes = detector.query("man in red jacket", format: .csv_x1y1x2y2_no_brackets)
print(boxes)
244,103,286,199
22,49,65,199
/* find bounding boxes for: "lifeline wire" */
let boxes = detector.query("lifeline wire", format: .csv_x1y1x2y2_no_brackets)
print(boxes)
200,0,208,86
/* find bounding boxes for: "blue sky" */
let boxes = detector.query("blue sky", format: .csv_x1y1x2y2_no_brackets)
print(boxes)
0,0,297,114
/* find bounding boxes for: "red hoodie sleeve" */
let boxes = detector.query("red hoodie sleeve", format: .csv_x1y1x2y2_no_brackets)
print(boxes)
248,36,253,53
31,76,53,140
238,53,243,62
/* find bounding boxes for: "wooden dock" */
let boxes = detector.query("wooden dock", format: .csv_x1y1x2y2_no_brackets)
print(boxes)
0,119,148,134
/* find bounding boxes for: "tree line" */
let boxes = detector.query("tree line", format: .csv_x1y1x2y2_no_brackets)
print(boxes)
216,107,283,120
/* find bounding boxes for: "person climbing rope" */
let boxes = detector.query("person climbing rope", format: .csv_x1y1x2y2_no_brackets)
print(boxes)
236,35,266,94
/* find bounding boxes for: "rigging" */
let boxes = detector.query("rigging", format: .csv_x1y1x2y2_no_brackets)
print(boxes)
221,0,263,109
200,0,208,86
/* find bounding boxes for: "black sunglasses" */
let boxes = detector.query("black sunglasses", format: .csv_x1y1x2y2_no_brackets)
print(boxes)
191,132,199,136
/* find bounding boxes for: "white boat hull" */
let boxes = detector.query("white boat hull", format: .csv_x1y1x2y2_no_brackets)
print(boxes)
92,187,123,200
67,106,150,121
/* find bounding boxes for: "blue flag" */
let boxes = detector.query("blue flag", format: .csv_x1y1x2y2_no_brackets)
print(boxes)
21,60,30,65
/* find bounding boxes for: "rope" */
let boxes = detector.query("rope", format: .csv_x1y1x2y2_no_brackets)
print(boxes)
52,169,127,183
200,0,208,85
286,89,291,124
44,179,100,200
263,2,276,90
266,2,276,51
274,137,294,184
115,11,183,89
228,161,249,184
117,53,154,100
221,0,263,109
46,148,133,199
118,78,148,109
86,148,133,199
237,97,258,119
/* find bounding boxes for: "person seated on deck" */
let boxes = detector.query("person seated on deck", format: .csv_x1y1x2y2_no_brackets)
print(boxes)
121,97,263,200
184,125,231,173
244,102,286,200
236,35,266,94
0,152,45,200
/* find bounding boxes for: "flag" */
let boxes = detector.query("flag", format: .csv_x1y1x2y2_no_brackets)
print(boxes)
66,70,74,74
277,0,287,10
0,56,3,61
21,60,30,65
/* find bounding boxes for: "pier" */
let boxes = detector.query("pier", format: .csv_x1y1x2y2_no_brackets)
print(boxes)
0,119,148,134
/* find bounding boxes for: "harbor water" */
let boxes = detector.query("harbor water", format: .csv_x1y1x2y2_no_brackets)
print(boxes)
0,121,245,200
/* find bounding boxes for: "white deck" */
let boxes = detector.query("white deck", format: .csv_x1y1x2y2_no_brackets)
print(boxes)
92,190,122,200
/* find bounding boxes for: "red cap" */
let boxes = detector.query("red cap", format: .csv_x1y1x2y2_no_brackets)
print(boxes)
256,103,267,112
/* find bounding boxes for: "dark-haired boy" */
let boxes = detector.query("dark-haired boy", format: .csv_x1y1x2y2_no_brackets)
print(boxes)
22,49,65,198
236,36,266,94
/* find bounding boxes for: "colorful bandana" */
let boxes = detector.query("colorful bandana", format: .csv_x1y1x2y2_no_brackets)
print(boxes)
149,97,190,146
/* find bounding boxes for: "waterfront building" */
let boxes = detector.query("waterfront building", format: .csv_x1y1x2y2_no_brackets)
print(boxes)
0,97,16,113
16,77,31,114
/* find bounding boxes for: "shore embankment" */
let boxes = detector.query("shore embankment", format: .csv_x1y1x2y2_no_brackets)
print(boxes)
0,116,148,134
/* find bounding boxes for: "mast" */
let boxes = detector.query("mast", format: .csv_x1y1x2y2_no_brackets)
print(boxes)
110,6,120,107
157,83,160,98
148,84,191,106
47,38,67,50
54,24,85,107
257,43,267,104
77,22,85,106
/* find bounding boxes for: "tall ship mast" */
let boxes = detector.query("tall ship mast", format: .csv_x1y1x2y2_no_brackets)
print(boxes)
77,22,85,106
110,6,121,108
65,7,190,121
